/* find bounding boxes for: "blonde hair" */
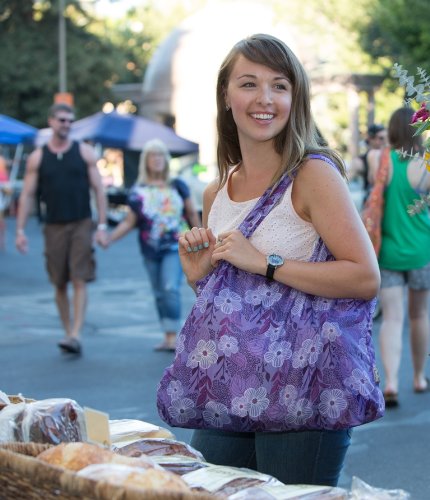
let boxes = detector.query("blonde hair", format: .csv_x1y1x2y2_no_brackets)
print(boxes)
216,33,345,188
136,139,172,184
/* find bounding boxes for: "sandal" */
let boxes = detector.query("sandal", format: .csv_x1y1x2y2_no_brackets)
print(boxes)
154,342,176,353
58,337,82,355
414,377,430,394
383,391,399,408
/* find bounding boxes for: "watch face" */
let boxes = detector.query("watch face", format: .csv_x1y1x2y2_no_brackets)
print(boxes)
268,254,284,266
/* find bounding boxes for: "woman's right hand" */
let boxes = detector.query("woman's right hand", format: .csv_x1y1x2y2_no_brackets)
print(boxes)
179,227,217,285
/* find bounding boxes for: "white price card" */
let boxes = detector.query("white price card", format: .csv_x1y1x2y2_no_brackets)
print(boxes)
84,407,111,447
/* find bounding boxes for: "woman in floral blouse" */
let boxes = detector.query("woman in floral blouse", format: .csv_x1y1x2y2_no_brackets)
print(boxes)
107,139,201,351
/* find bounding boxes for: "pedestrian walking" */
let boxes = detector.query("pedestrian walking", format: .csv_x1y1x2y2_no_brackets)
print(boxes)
104,139,201,352
350,124,387,199
350,125,387,321
0,151,10,251
157,34,382,486
15,103,108,355
368,107,430,407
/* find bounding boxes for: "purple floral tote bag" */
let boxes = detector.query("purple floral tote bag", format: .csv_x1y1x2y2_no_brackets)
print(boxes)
157,156,385,432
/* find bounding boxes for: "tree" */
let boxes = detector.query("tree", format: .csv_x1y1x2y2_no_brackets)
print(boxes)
0,0,122,126
0,0,204,125
101,0,206,85
357,0,430,75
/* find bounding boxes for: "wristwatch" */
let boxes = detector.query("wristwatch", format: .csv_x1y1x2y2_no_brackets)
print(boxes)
266,254,284,280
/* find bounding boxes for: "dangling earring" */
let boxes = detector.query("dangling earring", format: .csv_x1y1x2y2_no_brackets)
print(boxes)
225,104,230,111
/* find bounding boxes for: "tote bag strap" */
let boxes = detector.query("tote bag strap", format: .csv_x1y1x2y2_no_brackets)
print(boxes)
375,148,390,185
238,154,338,238
238,172,292,238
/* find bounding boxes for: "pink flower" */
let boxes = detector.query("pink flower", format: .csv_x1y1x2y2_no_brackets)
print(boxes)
411,103,430,124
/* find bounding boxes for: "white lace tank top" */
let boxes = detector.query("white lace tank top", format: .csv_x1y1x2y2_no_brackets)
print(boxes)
208,179,319,261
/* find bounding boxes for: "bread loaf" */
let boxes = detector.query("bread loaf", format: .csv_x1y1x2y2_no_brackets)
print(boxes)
115,437,204,460
182,465,348,499
37,442,158,471
0,390,10,411
109,419,174,443
0,398,86,444
77,463,192,493
152,455,209,476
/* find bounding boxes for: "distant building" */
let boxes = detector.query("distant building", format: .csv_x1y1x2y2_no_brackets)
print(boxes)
113,1,384,169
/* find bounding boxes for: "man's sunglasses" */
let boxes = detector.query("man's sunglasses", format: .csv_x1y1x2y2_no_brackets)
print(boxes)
56,117,74,124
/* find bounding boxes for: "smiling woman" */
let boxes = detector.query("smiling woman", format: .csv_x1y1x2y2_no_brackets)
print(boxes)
157,33,383,488
224,55,293,157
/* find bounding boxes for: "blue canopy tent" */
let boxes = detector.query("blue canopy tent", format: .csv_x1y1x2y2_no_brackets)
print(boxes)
37,111,199,189
37,111,199,156
0,114,37,145
80,111,199,156
0,115,38,185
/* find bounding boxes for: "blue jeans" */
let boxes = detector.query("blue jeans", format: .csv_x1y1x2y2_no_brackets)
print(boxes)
143,250,183,333
190,428,352,486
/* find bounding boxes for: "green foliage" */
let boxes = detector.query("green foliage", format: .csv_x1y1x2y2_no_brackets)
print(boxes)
3,0,424,151
0,0,118,127
0,0,204,126
358,0,430,74
101,0,205,84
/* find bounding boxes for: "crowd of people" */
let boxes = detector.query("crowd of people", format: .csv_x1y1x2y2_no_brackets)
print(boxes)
2,31,429,489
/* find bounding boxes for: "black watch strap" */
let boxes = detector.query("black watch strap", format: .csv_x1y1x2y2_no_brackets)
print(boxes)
266,264,276,280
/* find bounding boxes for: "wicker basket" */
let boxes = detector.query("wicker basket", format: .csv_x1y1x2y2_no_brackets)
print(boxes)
0,442,84,500
0,443,215,500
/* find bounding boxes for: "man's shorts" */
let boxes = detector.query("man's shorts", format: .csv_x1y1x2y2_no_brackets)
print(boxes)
380,261,430,290
44,218,95,287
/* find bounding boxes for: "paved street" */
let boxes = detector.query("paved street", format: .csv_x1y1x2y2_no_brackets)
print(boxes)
0,215,429,499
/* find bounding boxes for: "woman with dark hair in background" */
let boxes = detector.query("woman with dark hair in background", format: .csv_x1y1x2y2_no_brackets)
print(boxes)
368,107,430,407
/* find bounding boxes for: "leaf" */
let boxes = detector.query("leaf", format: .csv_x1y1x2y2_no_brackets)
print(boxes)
196,390,207,407
413,120,430,137
231,374,247,397
247,337,266,356
231,352,247,368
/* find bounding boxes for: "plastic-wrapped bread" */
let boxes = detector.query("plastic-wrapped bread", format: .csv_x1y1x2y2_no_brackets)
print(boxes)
114,437,204,460
77,463,192,494
0,390,10,411
109,419,174,444
152,455,209,476
183,465,268,496
228,483,349,499
0,398,86,444
37,442,159,471
183,465,348,499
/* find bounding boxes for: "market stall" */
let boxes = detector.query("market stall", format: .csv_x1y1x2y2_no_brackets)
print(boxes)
0,392,349,499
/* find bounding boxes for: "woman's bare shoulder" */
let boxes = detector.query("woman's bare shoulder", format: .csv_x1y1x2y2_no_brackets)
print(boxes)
203,179,220,202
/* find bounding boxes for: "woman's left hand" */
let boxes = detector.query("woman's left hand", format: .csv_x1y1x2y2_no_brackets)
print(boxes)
211,229,266,275
179,227,217,284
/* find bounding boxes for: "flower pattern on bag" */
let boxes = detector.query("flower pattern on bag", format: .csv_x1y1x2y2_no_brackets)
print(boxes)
157,157,385,432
